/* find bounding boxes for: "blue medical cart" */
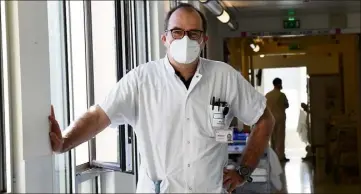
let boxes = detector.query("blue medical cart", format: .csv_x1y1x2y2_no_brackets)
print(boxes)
228,128,272,194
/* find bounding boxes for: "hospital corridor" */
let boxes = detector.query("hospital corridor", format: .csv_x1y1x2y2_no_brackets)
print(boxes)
1,0,361,193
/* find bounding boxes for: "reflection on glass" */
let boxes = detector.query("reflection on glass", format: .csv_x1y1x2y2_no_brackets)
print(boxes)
96,129,119,162
47,1,70,192
68,1,89,165
77,178,96,193
76,142,90,165
91,1,119,163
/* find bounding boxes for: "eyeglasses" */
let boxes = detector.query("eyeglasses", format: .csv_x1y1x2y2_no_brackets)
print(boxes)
165,29,203,40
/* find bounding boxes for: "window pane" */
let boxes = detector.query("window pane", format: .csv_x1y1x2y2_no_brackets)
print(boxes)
76,142,89,165
0,63,5,191
68,1,89,165
77,178,96,193
47,0,71,192
0,63,4,192
135,0,148,64
91,1,119,163
0,1,5,191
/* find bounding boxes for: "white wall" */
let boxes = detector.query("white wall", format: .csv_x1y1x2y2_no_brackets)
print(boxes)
5,0,54,192
148,1,170,60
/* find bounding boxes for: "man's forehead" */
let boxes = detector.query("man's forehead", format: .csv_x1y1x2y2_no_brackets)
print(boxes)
168,8,202,30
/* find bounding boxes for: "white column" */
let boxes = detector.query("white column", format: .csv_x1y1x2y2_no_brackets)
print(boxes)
5,1,54,192
148,1,170,60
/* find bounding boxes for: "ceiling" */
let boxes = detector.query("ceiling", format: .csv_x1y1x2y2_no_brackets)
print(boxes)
221,0,361,17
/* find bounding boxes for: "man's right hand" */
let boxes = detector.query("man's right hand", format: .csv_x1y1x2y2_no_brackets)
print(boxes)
49,105,64,153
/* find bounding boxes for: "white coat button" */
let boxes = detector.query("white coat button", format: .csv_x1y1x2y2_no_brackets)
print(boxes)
186,118,190,120
189,187,192,191
187,140,190,144
188,164,190,167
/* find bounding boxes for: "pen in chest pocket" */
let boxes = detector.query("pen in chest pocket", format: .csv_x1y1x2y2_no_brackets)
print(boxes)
223,106,229,116
211,96,215,110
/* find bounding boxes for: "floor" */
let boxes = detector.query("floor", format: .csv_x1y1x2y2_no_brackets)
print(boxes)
280,130,361,194
281,156,361,194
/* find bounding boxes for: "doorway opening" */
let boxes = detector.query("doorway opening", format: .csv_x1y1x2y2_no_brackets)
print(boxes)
257,67,308,159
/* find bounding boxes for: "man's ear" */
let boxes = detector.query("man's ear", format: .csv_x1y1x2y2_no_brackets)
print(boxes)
203,35,209,42
161,34,167,45
201,36,208,49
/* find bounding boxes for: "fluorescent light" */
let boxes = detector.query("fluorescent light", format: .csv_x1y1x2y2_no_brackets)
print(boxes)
250,43,260,52
199,0,208,2
260,54,265,58
217,10,230,23
263,52,306,56
203,1,223,16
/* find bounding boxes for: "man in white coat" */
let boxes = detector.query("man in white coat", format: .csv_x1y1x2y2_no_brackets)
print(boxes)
49,3,275,193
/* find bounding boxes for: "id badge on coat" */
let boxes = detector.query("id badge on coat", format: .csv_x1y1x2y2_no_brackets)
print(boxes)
216,128,233,143
215,128,233,143
209,104,232,143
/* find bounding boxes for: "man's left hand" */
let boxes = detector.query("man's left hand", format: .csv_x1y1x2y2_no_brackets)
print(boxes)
223,169,244,193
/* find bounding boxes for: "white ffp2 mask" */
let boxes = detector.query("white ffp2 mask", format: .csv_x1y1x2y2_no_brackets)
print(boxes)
169,36,201,64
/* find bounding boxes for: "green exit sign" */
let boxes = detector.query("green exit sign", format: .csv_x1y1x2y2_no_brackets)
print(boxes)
283,19,301,29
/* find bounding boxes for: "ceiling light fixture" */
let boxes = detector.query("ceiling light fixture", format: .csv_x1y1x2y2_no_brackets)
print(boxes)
202,0,223,16
199,0,235,29
217,10,230,23
250,44,260,52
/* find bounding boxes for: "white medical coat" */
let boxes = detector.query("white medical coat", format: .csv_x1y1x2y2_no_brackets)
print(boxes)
268,148,283,191
297,109,309,144
99,57,266,193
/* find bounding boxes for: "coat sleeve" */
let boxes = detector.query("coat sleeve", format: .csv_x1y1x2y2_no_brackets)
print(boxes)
98,69,139,127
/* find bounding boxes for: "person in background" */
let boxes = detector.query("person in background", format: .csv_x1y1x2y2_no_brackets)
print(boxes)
49,3,275,193
266,78,289,162
300,102,313,161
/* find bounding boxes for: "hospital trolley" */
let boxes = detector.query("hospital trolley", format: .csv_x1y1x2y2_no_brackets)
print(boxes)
228,128,272,194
